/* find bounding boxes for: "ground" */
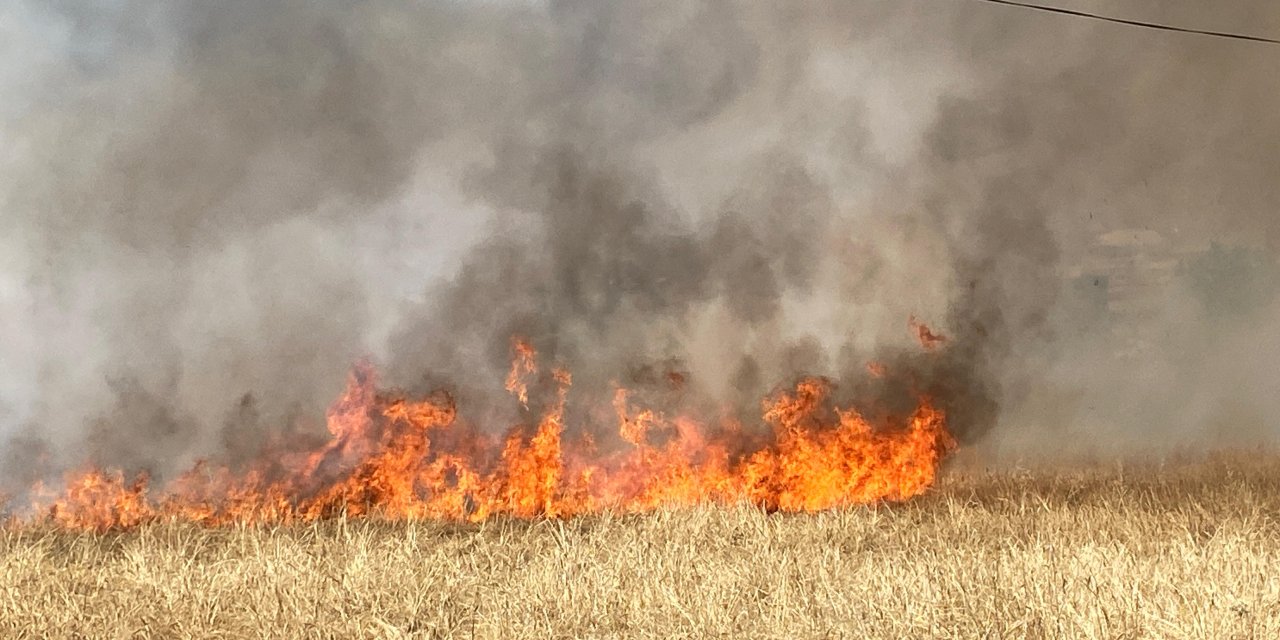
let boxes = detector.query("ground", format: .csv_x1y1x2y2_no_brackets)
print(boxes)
2,453,1278,639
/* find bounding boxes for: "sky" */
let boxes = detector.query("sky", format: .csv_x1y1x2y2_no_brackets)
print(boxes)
0,0,1277,477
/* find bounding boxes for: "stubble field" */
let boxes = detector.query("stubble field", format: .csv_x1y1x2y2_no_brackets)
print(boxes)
2,452,1278,639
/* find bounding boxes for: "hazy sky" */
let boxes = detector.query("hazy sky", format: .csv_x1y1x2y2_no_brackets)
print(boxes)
1,1,1277,474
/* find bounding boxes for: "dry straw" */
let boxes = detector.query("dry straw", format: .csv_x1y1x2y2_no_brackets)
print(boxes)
2,452,1278,639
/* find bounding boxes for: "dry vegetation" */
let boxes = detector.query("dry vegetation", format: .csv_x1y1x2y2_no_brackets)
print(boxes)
2,453,1279,639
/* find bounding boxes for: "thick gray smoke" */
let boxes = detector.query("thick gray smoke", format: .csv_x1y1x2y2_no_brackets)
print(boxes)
1,0,1278,483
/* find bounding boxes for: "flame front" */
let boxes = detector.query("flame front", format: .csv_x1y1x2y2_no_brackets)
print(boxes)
19,340,955,532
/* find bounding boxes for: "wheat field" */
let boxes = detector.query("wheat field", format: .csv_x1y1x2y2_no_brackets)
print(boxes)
1,453,1278,639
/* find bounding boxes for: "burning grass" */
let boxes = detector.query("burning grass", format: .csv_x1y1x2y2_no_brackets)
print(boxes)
13,336,953,531
2,452,1278,638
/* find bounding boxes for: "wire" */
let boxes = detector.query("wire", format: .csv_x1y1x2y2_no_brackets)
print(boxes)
973,0,1280,45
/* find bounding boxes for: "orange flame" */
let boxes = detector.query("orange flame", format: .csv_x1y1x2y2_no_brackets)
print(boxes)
504,337,537,408
16,339,955,532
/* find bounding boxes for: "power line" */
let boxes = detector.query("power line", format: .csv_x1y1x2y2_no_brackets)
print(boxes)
974,0,1280,45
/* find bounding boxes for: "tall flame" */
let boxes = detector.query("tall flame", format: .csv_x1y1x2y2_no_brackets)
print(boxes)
16,336,955,532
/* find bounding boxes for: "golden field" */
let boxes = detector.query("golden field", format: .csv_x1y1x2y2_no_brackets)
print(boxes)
1,453,1278,639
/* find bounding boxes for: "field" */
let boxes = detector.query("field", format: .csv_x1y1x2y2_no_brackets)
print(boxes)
1,453,1278,639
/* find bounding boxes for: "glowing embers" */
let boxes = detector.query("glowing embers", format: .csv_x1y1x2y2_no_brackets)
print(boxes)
22,338,954,531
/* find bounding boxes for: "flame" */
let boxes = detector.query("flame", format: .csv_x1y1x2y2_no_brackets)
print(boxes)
15,339,956,532
504,337,537,408
909,316,947,350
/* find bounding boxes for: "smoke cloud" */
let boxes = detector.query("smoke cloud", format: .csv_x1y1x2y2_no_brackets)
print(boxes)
2,0,1278,482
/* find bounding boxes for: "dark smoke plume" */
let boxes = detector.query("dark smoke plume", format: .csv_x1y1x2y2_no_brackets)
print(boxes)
2,0,1278,482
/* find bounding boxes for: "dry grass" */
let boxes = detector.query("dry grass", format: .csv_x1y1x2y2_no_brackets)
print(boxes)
2,453,1279,639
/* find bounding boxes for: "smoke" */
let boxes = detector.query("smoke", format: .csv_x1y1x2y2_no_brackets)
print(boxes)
2,0,1278,482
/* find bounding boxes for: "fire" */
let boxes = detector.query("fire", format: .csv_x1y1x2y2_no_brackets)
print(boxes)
504,337,538,408
909,316,947,350
14,337,956,532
